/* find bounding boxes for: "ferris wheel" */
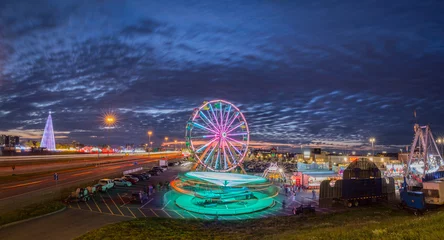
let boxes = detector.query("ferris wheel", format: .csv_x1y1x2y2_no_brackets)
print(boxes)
185,100,250,172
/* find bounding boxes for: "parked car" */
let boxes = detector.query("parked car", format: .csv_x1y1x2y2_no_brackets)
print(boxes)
147,169,159,176
123,175,139,183
140,172,151,179
113,178,132,187
152,166,165,172
93,184,106,192
160,165,168,171
98,179,115,191
129,173,146,181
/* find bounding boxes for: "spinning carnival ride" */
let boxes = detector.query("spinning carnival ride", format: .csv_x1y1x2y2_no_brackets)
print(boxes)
185,100,250,172
406,124,444,187
169,100,277,216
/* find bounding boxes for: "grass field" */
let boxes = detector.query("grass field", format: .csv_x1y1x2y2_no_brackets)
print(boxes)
0,201,65,226
76,206,444,240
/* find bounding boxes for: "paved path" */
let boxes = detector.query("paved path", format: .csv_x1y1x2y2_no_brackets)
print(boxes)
0,208,129,240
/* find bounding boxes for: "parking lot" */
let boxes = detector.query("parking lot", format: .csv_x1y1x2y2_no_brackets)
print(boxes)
67,163,337,221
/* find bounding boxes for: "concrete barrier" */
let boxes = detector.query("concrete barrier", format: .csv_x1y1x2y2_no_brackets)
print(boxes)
123,167,143,175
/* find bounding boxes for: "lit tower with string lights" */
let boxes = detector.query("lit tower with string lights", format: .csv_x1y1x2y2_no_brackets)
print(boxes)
40,111,56,151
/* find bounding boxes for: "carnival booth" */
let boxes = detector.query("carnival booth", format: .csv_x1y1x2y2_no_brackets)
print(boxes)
262,163,286,182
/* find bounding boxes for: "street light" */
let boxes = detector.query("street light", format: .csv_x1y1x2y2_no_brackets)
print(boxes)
174,140,177,150
103,113,117,157
369,138,375,156
164,137,169,149
147,131,153,154
437,138,443,157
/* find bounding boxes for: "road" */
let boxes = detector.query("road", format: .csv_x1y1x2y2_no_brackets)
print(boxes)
0,153,183,212
0,151,180,176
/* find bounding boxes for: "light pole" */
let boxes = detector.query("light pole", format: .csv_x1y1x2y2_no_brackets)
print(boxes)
148,131,153,154
104,114,116,157
174,140,177,150
164,137,169,150
437,138,443,157
369,138,375,156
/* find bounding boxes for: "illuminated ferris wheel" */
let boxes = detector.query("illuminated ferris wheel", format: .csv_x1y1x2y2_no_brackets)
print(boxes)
185,100,250,172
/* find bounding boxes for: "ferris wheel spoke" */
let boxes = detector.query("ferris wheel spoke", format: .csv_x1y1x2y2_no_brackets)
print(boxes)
192,122,217,135
222,140,232,169
191,134,217,139
227,137,247,147
199,111,219,132
208,103,221,130
197,141,215,166
226,138,242,155
222,105,232,132
227,132,248,137
224,112,239,132
225,142,238,165
214,144,221,170
219,101,224,129
203,141,218,165
207,141,220,169
195,138,218,153
226,122,245,134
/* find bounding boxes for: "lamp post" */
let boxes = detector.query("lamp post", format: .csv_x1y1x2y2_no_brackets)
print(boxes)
174,140,177,150
147,131,153,154
437,138,443,157
104,114,116,157
369,138,375,156
164,137,169,150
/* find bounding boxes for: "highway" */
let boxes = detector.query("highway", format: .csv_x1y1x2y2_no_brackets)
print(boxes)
0,152,183,212
0,151,181,176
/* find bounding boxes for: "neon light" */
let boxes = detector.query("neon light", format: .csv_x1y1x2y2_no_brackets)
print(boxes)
193,122,217,134
40,112,56,150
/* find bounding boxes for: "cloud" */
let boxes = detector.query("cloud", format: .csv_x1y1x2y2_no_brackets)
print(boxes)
0,0,443,151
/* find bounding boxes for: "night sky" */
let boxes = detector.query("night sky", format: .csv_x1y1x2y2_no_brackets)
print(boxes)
0,0,443,152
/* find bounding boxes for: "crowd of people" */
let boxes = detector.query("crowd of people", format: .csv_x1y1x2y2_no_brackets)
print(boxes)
138,181,171,204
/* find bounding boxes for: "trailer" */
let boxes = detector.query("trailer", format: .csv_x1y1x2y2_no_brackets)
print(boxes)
319,158,395,208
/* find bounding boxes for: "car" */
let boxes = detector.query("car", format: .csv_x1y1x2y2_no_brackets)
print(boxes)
147,170,159,176
140,172,151,179
129,173,146,181
113,178,132,187
93,184,106,193
160,165,168,171
152,166,165,173
98,179,115,191
124,175,139,183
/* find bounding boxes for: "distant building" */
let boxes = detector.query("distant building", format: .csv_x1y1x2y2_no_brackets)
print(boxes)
0,135,20,147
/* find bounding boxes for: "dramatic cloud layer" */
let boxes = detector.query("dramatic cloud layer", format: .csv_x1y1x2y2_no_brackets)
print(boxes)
0,0,443,151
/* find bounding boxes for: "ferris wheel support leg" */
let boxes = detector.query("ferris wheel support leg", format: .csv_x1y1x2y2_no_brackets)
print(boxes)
238,164,247,174
191,162,200,171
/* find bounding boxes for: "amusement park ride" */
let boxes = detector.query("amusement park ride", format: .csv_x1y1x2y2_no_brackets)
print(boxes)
185,99,250,173
400,123,444,214
169,100,278,215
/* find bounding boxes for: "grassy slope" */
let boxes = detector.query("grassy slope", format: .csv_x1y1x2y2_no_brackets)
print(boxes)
76,206,444,240
0,201,65,226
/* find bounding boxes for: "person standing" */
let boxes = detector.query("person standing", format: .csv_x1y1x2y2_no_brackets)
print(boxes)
312,189,316,199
